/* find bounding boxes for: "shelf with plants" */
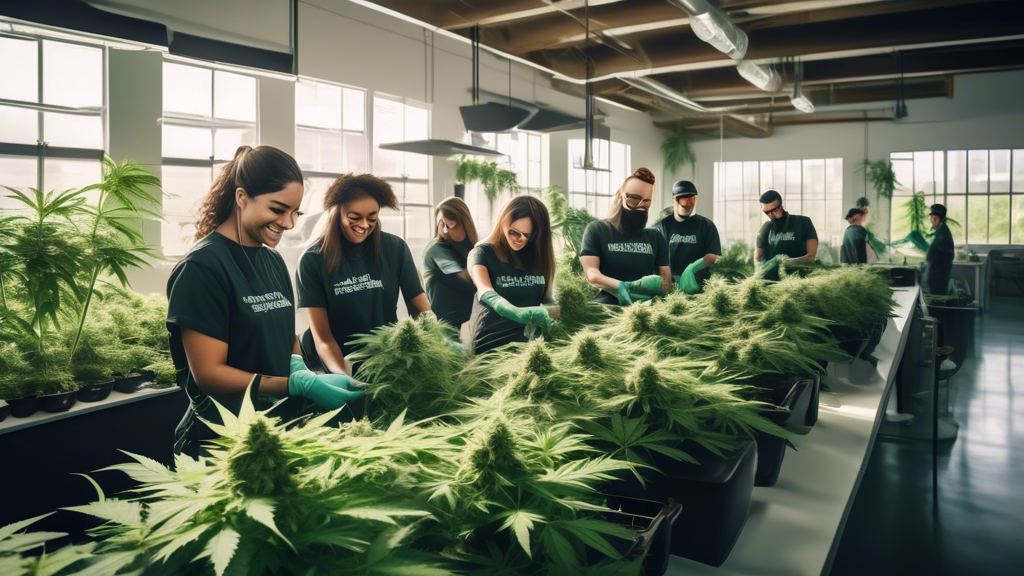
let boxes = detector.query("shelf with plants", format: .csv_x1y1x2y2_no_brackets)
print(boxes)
0,158,175,423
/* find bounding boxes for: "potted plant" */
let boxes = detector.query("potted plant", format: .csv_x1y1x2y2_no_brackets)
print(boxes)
0,345,35,418
661,124,696,182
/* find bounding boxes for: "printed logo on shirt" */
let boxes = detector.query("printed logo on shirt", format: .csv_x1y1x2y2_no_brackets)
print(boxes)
242,291,292,313
606,242,654,254
669,234,698,245
334,273,384,295
496,275,546,289
769,231,796,244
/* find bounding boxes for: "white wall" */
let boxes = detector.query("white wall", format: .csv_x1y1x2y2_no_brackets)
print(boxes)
689,70,1024,243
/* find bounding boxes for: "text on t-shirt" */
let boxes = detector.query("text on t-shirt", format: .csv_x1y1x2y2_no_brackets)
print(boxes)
243,291,293,313
669,234,697,245
334,273,384,295
496,275,546,288
606,242,654,254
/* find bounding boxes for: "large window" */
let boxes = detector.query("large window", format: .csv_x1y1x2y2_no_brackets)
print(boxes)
713,158,844,248
160,61,258,256
474,131,550,197
0,34,104,210
567,138,631,218
372,94,431,243
891,150,1024,245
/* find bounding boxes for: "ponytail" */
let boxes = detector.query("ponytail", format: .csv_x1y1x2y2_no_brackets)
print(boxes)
194,145,303,240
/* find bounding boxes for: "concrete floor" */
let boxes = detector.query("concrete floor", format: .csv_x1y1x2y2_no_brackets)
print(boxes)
832,297,1024,575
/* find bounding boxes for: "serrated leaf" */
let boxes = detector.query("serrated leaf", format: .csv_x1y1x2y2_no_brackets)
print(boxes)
497,510,545,559
334,507,430,525
201,528,239,576
62,500,143,527
151,524,211,564
243,499,294,552
0,513,53,542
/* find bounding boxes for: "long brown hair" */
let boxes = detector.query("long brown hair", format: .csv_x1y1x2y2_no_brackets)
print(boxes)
435,197,478,245
194,145,303,240
483,196,555,290
606,166,656,233
318,173,399,276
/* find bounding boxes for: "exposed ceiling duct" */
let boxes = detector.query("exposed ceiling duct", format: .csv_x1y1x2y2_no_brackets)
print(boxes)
665,0,748,60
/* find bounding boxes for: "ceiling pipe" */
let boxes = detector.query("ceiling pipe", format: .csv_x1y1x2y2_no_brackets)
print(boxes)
665,0,748,60
619,76,748,113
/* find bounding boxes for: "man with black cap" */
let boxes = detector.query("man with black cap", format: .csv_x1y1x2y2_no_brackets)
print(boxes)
655,180,721,293
755,190,818,279
841,207,877,264
922,203,955,294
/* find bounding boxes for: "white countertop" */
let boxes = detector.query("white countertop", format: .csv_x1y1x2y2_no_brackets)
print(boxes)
666,286,921,576
0,387,180,436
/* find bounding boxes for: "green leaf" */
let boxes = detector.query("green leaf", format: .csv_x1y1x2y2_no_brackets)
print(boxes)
0,513,53,542
334,507,431,525
62,500,143,527
201,528,240,576
497,509,546,558
243,498,294,551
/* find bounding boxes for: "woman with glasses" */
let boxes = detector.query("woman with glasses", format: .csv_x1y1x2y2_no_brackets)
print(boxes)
580,167,671,305
423,197,479,330
755,189,818,280
467,196,558,354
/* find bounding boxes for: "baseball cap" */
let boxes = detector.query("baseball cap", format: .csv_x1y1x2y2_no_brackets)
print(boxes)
929,204,947,219
672,180,698,198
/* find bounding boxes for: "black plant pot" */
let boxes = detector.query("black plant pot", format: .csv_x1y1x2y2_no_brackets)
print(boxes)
805,372,822,428
77,380,115,403
884,266,917,287
602,495,682,576
114,370,156,394
454,183,465,199
752,377,816,487
38,390,77,413
0,402,9,422
7,396,40,418
608,440,758,567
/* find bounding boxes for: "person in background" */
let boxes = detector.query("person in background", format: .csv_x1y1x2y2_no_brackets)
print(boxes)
580,167,671,305
841,208,878,264
423,197,479,330
167,146,361,457
922,204,955,294
655,180,721,294
856,196,870,218
755,189,818,280
468,196,558,354
296,174,429,376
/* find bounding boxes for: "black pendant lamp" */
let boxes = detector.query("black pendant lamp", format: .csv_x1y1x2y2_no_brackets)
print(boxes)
578,0,610,172
459,25,531,132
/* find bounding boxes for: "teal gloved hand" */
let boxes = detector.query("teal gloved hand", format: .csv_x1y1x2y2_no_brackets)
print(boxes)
480,290,551,328
616,281,634,305
679,258,708,294
629,274,664,299
287,354,363,409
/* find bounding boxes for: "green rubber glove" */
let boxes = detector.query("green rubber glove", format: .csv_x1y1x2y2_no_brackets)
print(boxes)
288,354,363,409
616,281,634,305
480,290,552,331
679,258,707,294
629,274,664,298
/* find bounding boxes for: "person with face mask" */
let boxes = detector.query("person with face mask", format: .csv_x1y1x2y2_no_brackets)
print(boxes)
468,196,558,354
755,190,818,280
922,204,955,295
841,208,878,264
654,180,721,294
167,146,362,457
422,197,479,329
580,167,672,305
296,173,429,377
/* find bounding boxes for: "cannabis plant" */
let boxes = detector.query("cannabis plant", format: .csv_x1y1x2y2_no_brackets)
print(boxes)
857,159,898,199
711,242,755,282
661,124,696,177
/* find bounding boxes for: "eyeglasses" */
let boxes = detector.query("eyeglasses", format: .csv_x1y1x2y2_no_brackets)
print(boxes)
508,228,532,241
625,193,653,209
762,204,783,217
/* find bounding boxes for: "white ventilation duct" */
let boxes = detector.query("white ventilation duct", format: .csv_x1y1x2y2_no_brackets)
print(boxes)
666,0,748,60
736,60,782,92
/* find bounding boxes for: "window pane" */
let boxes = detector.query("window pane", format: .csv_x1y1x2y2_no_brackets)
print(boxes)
44,158,101,205
934,151,944,196
989,195,1010,244
294,128,317,171
343,88,364,131
891,196,911,242
296,81,341,129
0,105,38,144
725,162,742,199
1012,196,1024,245
913,151,934,195
0,155,38,211
892,158,914,195
163,125,212,159
803,159,825,199
786,160,801,198
826,158,843,198
213,71,256,122
1013,150,1024,192
773,161,786,191
373,97,404,177
529,161,540,190
163,63,212,117
726,202,743,241
404,205,431,240
318,131,344,173
214,127,256,161
343,132,367,173
0,37,38,102
43,41,102,108
967,195,988,244
743,162,759,200
990,150,1010,193
968,150,988,193
43,112,102,149
161,164,212,255
946,195,966,245
759,162,773,191
379,209,404,238
947,151,966,193
405,182,429,205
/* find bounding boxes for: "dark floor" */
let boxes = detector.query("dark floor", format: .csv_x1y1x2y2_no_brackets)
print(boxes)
832,297,1024,576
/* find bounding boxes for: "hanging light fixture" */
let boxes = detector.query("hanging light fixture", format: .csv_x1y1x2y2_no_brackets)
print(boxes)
790,59,814,113
578,0,610,172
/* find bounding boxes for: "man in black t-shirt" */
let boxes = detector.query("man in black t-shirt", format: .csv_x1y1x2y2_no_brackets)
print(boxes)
654,180,721,293
755,190,818,279
923,204,955,295
841,208,877,264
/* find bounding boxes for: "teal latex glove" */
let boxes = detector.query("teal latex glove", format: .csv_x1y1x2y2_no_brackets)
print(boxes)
616,281,634,305
480,290,552,332
287,354,363,409
679,258,707,294
629,274,664,298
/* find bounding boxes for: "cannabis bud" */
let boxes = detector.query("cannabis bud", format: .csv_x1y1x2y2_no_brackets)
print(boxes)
626,359,661,399
523,341,554,377
572,334,604,369
393,319,422,354
625,306,652,334
228,416,296,497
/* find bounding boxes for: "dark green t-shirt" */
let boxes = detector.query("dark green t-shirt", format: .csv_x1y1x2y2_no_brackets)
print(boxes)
296,233,424,357
756,213,818,260
923,223,955,295
467,243,548,354
580,220,669,305
422,238,475,328
166,232,296,445
655,213,722,281
841,224,868,264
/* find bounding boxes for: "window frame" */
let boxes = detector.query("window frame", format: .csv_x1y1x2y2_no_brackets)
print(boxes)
371,92,432,242
567,138,631,218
